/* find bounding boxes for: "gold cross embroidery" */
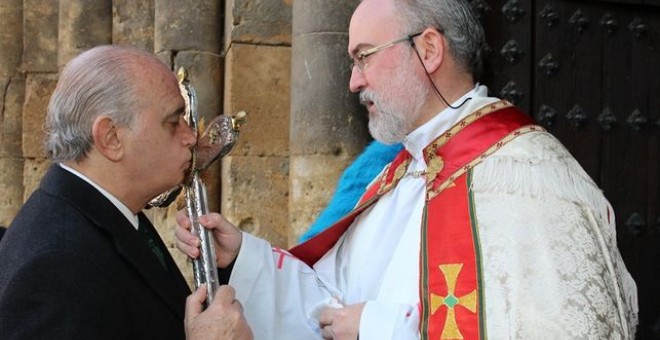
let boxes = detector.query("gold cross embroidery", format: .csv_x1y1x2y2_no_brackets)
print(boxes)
430,264,477,339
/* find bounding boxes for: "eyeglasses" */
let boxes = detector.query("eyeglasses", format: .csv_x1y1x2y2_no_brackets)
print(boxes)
350,32,422,73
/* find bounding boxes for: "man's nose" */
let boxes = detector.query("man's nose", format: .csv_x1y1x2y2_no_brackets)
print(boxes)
349,66,366,93
182,124,196,147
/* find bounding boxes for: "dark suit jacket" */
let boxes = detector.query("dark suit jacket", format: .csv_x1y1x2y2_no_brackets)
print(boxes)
0,165,191,339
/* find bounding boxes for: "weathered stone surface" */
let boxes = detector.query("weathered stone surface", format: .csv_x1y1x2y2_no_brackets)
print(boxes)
291,33,368,156
225,0,292,47
224,43,290,157
155,0,222,53
173,52,224,124
289,154,354,242
292,0,357,34
1,76,25,157
171,52,224,211
22,74,58,159
23,0,58,72
155,50,173,69
221,155,289,248
23,158,50,201
112,0,155,52
289,0,368,240
0,0,22,77
0,158,24,227
58,0,112,68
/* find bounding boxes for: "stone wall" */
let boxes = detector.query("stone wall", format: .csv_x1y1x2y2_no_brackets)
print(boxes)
0,0,366,282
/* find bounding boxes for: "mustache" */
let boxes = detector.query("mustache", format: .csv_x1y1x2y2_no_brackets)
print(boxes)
359,90,377,107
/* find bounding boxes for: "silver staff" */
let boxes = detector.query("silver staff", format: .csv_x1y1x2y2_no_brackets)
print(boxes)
150,67,245,308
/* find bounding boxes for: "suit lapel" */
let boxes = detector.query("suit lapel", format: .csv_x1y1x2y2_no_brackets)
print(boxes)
41,165,190,320
112,213,189,319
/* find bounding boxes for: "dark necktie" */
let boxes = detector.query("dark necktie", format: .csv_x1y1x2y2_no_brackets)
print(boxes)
137,216,168,270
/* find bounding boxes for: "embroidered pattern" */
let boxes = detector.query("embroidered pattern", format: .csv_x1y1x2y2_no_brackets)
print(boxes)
371,100,544,201
431,264,478,339
427,125,542,200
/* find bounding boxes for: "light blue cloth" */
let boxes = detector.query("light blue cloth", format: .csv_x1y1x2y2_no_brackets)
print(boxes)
299,141,403,242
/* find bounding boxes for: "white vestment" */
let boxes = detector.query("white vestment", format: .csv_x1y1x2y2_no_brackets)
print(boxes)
229,86,638,339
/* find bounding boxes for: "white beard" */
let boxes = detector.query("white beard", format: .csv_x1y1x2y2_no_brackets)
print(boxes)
360,58,430,144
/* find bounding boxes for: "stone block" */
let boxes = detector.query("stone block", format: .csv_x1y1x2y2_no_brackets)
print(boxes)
155,50,173,69
58,0,112,68
0,157,24,226
173,51,224,124
289,154,354,243
0,75,25,157
23,158,51,201
23,0,58,72
221,155,289,248
0,0,22,77
112,0,155,52
225,43,290,157
292,0,357,34
290,32,368,156
225,0,291,48
22,74,58,159
155,0,222,53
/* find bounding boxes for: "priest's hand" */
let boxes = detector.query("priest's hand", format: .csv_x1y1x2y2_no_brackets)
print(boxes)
319,302,365,339
185,284,253,340
175,210,242,267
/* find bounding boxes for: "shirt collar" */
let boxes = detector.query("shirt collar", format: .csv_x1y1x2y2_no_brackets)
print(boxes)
58,163,140,230
402,84,497,165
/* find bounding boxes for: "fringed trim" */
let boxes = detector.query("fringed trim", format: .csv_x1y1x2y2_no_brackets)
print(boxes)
471,132,610,224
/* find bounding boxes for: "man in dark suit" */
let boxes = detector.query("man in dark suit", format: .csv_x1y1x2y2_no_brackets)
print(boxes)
0,45,251,339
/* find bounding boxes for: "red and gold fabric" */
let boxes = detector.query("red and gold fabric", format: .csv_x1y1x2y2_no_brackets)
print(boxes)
289,100,541,338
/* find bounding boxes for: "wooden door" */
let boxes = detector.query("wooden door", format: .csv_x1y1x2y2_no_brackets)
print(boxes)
477,0,660,338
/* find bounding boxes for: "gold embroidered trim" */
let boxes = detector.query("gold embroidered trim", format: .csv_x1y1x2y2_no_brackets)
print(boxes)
426,125,542,200
374,99,516,197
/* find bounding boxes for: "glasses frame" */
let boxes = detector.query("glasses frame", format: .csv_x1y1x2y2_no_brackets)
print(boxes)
351,32,423,73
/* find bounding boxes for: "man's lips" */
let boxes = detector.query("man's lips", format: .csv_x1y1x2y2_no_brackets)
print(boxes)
366,101,376,115
360,98,374,111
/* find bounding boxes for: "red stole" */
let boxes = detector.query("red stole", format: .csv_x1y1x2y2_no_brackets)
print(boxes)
289,100,541,339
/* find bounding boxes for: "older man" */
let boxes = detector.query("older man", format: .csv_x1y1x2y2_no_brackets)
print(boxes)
0,45,251,340
176,0,638,339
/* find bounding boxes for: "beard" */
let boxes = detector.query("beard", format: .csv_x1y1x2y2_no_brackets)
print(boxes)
360,59,430,144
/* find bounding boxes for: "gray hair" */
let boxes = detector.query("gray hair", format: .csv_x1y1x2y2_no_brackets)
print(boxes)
393,0,486,80
45,45,164,162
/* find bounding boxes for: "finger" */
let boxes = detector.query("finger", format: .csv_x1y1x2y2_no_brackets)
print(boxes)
174,224,199,247
175,238,200,258
184,284,207,324
321,325,335,339
174,227,200,258
198,212,225,231
233,298,244,314
318,307,336,327
175,210,192,230
213,285,237,306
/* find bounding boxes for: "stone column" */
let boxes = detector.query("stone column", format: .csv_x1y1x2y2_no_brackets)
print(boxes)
0,0,24,226
155,0,224,211
289,0,367,243
113,0,155,52
221,0,292,248
20,0,61,203
0,0,22,77
58,0,112,68
153,0,224,280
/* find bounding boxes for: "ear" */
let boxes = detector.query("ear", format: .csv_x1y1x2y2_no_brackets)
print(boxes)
92,115,123,162
415,28,445,74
